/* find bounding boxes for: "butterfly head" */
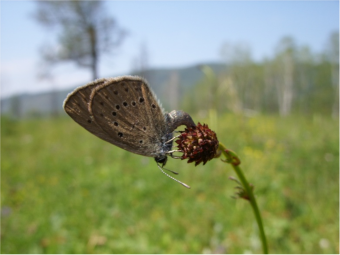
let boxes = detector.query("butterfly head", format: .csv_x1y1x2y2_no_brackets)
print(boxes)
154,132,173,166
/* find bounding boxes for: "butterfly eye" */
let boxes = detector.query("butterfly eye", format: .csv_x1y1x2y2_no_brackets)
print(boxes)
116,105,120,110
118,132,123,138
112,112,117,116
114,122,119,126
139,97,144,103
123,102,128,107
132,101,136,106
152,104,156,109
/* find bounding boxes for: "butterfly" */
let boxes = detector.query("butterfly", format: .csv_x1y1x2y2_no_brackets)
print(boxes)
63,76,195,188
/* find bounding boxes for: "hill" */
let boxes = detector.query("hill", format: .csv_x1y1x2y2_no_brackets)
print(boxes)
1,62,225,118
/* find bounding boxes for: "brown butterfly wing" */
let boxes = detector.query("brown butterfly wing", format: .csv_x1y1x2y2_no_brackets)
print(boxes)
63,78,119,145
88,76,168,157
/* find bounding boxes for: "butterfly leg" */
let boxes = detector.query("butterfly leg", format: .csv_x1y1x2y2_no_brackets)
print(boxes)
165,134,182,144
166,149,181,154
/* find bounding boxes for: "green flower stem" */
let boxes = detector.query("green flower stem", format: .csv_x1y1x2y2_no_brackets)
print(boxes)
218,143,269,254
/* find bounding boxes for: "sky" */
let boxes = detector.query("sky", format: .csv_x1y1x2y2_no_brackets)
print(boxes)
1,1,339,98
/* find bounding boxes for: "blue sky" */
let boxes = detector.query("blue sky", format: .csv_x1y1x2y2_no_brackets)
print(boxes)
1,1,339,98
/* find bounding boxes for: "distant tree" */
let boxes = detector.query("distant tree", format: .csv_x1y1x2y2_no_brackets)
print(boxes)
50,89,60,117
10,95,22,119
131,42,150,81
270,37,296,116
34,1,126,80
199,65,219,111
264,58,279,113
325,31,339,118
180,65,218,117
294,45,315,115
139,42,150,81
166,71,179,111
220,42,257,112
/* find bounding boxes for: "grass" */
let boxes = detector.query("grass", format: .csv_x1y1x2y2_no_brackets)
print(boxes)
1,113,339,253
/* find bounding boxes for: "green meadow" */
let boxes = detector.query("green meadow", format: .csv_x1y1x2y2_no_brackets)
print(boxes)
1,113,339,253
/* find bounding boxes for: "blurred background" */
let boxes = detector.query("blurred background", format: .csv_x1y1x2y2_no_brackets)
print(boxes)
1,1,339,253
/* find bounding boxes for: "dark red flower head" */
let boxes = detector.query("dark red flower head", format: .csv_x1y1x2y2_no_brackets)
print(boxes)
175,123,219,166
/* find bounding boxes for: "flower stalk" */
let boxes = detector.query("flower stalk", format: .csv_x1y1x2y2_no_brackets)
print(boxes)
218,143,269,254
175,123,268,253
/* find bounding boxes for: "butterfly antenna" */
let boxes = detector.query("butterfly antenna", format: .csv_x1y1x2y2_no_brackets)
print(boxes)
157,163,191,189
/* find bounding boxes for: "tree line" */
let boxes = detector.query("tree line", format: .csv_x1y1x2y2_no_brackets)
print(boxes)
182,33,339,118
